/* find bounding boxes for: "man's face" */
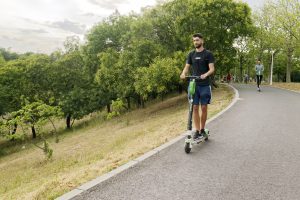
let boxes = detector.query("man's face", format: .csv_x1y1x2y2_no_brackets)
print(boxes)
257,60,261,64
193,37,203,48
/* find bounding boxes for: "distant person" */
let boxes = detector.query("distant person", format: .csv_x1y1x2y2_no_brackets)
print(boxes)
226,73,231,83
232,75,236,83
255,59,264,91
180,33,215,139
244,73,249,84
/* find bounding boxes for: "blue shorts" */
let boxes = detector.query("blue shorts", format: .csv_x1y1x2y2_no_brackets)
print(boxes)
189,85,212,105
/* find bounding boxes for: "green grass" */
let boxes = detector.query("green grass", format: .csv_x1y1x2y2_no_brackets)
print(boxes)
0,84,234,200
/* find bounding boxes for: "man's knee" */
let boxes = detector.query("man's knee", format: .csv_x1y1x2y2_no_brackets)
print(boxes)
201,105,208,113
193,105,199,112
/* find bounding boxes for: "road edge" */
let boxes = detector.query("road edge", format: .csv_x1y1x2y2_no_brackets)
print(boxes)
268,85,300,94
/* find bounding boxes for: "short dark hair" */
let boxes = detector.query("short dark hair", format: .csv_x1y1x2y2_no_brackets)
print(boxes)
192,33,203,39
257,59,261,62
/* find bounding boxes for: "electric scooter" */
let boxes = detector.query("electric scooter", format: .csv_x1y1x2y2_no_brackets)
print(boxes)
184,76,209,154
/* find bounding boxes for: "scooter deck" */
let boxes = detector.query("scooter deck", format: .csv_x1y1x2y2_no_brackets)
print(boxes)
184,132,210,145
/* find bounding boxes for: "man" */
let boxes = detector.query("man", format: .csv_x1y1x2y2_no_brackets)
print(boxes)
255,59,264,91
244,73,249,84
226,72,231,83
180,33,215,139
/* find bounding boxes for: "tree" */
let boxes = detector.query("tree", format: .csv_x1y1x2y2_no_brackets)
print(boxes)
0,59,27,114
0,54,5,67
0,47,19,61
48,49,93,128
82,12,134,80
272,0,300,82
250,0,300,83
150,0,254,78
5,100,63,158
134,57,181,101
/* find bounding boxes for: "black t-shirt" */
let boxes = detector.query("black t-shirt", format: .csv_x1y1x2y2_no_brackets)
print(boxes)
186,49,215,86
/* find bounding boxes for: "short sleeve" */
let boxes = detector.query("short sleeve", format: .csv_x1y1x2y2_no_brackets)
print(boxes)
207,51,215,64
186,52,192,65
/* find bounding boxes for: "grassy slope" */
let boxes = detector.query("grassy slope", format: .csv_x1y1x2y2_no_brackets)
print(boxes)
271,82,300,92
0,84,233,200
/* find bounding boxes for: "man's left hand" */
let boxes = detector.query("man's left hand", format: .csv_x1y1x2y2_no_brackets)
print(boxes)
200,74,208,79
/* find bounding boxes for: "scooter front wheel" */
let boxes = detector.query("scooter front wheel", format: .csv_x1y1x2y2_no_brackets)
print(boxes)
184,142,191,153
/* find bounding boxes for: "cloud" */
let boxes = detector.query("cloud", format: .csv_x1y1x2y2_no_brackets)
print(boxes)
81,12,101,17
20,17,41,24
88,0,129,10
18,28,48,34
0,32,66,53
0,35,10,40
46,19,87,34
0,0,158,53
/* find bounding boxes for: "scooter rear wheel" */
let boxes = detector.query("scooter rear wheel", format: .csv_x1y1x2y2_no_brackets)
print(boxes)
204,131,209,141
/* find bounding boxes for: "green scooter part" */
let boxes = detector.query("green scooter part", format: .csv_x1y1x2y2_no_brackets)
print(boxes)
188,79,196,96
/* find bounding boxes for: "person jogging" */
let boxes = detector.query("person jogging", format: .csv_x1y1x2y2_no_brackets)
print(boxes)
255,59,264,91
180,33,215,139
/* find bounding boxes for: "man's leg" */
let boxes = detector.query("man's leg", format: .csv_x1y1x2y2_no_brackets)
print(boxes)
199,85,211,134
256,75,259,88
259,75,263,86
200,105,208,130
193,105,200,131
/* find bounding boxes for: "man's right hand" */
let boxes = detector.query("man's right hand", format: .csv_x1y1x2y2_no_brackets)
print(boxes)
180,73,186,80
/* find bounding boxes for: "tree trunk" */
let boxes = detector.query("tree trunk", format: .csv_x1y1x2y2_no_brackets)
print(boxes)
137,95,142,108
141,97,145,108
178,85,183,94
12,123,17,135
32,126,36,139
266,53,271,84
286,48,293,83
106,104,111,113
66,114,71,129
239,55,243,83
126,97,131,110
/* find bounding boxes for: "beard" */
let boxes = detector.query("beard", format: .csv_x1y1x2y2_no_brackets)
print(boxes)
195,43,203,49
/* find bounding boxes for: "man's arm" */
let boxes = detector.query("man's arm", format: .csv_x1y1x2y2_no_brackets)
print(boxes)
200,63,215,80
180,64,191,79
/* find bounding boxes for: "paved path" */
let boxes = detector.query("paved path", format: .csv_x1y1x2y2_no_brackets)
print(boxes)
72,84,300,200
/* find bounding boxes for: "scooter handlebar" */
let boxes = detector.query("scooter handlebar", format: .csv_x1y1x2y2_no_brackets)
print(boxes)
185,76,202,80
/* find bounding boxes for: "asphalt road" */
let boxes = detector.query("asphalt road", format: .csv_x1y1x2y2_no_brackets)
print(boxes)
73,84,300,200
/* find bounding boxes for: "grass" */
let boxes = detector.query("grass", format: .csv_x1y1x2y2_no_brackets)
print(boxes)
0,84,234,200
271,82,300,92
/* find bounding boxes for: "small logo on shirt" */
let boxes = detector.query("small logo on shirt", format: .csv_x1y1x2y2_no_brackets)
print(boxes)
195,57,201,60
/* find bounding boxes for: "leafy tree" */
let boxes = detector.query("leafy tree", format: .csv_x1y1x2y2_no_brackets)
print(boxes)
5,100,63,158
0,54,5,67
134,57,181,101
0,48,19,61
254,0,300,82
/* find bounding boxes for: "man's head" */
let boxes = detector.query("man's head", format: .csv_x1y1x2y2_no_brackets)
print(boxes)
257,59,261,64
192,33,204,49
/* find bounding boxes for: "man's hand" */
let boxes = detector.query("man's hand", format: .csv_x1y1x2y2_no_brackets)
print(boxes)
200,73,208,79
180,73,186,80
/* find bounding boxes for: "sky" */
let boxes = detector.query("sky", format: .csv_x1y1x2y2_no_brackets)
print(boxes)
0,0,265,54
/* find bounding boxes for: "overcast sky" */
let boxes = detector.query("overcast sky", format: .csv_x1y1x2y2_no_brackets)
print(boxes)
0,0,264,54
